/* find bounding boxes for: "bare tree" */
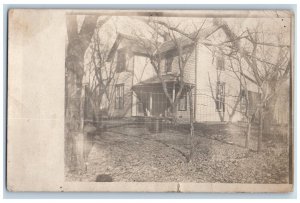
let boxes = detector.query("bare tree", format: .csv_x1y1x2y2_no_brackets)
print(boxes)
85,26,119,126
85,26,140,124
228,58,260,148
132,17,208,123
65,14,109,172
212,18,290,151
131,17,226,162
129,18,207,162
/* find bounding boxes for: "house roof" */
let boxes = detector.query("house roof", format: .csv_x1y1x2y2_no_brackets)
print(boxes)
106,33,153,62
158,25,222,54
158,37,193,54
106,25,221,62
132,73,194,88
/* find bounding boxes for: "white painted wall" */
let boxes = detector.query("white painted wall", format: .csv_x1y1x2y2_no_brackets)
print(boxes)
195,43,244,122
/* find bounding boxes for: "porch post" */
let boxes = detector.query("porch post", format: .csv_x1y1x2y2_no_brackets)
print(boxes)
172,82,175,102
149,92,152,116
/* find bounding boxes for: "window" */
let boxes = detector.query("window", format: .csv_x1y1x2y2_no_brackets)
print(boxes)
178,92,187,111
165,57,173,73
116,50,126,73
216,82,225,112
115,84,124,109
216,56,225,70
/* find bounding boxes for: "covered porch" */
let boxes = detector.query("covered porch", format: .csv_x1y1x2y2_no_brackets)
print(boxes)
132,74,194,118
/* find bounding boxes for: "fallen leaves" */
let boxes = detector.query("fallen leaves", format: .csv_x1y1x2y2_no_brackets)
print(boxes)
66,122,289,183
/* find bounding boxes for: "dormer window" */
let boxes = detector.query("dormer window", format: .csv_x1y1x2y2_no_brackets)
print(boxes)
116,50,126,73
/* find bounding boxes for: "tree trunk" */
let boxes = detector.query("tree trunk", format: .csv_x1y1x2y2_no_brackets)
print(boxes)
228,93,241,122
171,103,178,125
188,89,195,162
65,15,99,173
89,98,102,128
65,47,85,172
257,106,264,152
245,120,251,148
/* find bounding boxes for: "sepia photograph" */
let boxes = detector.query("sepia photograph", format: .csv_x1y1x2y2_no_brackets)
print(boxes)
63,10,293,185
6,8,294,193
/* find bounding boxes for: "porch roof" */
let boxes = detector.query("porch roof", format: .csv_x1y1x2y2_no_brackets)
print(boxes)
132,74,194,90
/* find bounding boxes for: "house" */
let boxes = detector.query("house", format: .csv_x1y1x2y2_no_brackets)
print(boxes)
103,30,262,123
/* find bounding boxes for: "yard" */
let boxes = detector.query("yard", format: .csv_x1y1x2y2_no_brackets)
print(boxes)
65,121,289,183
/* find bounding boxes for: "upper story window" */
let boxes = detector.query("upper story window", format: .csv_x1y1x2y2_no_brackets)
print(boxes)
115,84,124,109
216,82,225,112
116,50,126,73
216,56,225,71
165,56,173,73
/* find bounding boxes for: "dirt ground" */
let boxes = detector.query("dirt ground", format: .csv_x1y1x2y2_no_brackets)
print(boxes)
66,122,290,183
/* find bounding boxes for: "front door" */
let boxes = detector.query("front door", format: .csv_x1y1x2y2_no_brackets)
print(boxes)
151,93,168,117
